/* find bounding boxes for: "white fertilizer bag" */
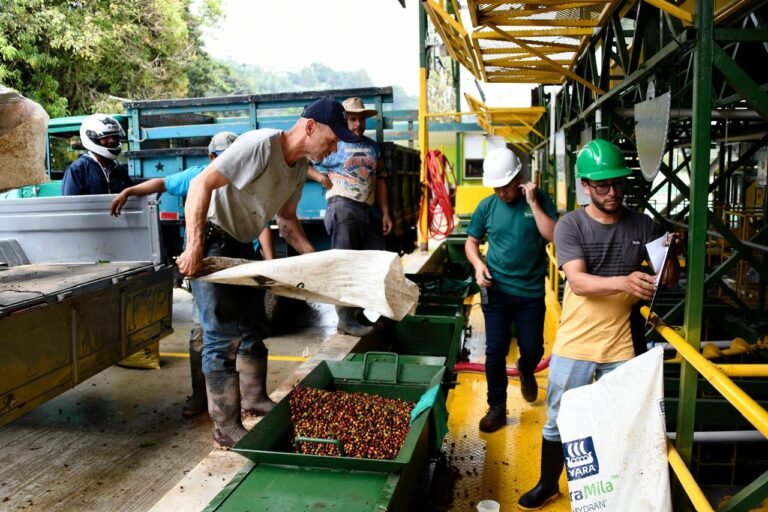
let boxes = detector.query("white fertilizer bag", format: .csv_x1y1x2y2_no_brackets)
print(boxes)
557,347,671,511
199,249,420,321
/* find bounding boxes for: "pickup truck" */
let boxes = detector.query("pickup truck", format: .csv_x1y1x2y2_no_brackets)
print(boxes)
0,194,173,427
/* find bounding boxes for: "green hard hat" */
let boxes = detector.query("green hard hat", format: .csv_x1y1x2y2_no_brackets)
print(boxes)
576,139,632,181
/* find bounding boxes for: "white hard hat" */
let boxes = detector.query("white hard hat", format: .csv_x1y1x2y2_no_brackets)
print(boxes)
482,147,521,188
80,114,124,160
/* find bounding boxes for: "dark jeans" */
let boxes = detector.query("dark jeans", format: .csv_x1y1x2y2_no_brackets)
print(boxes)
481,288,546,407
191,224,269,375
324,196,384,250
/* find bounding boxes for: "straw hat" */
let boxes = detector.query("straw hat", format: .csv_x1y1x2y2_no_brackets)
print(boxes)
342,97,378,118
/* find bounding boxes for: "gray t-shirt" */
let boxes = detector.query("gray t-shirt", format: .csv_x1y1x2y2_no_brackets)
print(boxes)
208,129,308,243
555,207,660,276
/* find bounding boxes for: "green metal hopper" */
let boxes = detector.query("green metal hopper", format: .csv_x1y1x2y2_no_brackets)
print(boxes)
232,358,445,472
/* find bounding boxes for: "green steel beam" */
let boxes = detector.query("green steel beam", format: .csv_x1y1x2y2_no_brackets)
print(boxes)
712,42,768,119
675,1,712,510
716,470,768,512
561,31,690,132
662,225,768,323
714,28,768,42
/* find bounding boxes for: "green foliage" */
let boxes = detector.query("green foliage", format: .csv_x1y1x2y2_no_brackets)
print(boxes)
0,0,222,117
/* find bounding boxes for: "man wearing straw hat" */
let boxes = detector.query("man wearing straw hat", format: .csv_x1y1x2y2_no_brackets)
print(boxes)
310,97,393,336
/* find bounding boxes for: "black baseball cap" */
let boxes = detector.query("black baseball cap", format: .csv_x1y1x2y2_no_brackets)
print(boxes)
301,97,360,143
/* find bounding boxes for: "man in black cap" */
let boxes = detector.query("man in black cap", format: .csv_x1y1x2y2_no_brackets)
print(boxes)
176,97,358,449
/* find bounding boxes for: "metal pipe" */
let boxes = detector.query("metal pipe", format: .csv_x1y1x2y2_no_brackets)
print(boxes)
667,430,766,442
667,441,715,512
716,364,768,378
643,306,768,438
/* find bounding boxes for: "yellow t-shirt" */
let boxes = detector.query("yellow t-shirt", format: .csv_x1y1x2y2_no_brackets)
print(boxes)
553,284,638,363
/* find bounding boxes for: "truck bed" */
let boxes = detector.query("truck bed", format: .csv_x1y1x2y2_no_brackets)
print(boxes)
0,195,173,426
0,261,157,316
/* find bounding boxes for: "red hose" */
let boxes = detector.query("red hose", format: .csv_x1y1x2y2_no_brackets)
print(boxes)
453,355,552,376
419,150,456,240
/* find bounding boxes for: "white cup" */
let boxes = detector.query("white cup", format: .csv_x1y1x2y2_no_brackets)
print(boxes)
477,499,500,512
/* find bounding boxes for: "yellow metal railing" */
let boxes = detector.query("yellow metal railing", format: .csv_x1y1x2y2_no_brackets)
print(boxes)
667,441,715,512
642,307,768,439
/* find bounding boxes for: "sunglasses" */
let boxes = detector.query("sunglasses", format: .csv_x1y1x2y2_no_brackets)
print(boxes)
585,179,627,195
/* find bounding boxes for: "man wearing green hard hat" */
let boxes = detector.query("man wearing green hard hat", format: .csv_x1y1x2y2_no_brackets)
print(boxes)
518,138,680,510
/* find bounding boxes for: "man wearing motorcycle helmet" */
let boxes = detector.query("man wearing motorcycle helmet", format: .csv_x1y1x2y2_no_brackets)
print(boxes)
62,114,132,195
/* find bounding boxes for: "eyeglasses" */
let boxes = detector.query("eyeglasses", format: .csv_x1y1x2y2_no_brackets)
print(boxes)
585,179,627,195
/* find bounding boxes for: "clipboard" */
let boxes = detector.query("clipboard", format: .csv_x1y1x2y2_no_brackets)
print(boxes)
644,234,678,337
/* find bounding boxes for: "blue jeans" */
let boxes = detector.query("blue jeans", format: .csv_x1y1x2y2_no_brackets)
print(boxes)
481,289,545,407
543,354,627,441
324,196,384,250
192,232,269,375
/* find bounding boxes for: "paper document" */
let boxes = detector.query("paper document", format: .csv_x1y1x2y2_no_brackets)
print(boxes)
645,233,670,286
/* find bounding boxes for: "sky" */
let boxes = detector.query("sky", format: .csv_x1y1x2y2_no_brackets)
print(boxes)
201,0,533,108
203,0,421,95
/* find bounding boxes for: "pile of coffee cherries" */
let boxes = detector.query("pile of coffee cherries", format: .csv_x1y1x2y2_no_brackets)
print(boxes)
289,387,415,460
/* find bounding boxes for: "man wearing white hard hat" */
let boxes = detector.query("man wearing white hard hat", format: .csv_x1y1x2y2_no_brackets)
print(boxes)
464,147,557,433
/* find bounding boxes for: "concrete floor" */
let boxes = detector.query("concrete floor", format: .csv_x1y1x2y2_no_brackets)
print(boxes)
0,288,336,512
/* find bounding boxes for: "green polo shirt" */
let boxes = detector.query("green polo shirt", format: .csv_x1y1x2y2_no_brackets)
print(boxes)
467,191,558,298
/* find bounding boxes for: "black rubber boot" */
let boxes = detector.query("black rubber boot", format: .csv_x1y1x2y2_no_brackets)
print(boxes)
518,438,564,510
206,371,248,450
238,353,276,417
479,404,507,433
519,371,538,403
182,326,207,417
336,306,374,337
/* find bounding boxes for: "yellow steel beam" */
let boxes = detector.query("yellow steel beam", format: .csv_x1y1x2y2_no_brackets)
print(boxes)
644,0,694,23
486,22,605,94
477,0,610,4
643,307,768,438
667,441,716,512
481,2,609,20
475,27,594,38
477,17,602,28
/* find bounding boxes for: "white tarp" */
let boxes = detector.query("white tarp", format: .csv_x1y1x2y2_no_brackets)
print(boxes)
198,249,420,321
557,347,671,511
0,86,50,192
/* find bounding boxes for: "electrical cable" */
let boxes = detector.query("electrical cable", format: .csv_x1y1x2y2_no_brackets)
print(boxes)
419,149,457,240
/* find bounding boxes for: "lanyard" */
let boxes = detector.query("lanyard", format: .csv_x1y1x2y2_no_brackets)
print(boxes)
85,152,113,193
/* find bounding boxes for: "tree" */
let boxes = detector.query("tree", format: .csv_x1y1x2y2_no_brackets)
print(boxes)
0,0,223,116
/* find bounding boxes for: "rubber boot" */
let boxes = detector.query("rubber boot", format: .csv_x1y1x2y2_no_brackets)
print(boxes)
518,438,564,510
238,353,276,417
182,326,208,417
206,372,248,450
336,306,374,337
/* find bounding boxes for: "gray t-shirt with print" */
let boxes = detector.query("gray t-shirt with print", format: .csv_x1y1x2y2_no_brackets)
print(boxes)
555,207,660,276
208,129,308,243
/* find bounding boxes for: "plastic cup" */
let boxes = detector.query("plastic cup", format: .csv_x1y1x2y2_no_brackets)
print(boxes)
477,499,501,512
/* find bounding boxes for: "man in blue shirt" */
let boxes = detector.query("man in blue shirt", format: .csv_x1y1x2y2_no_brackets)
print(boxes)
465,147,557,433
62,114,132,195
111,132,273,418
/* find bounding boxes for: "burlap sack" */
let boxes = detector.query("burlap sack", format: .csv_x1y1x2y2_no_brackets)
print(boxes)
0,86,50,192
198,249,420,320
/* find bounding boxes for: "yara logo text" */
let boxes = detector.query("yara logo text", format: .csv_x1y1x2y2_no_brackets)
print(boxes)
564,436,599,481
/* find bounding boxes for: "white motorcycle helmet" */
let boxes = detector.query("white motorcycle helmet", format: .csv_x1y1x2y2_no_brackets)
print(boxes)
482,147,522,188
80,114,125,160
